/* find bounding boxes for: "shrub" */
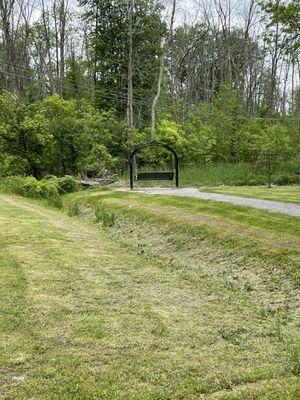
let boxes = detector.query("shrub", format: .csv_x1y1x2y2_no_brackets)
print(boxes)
0,176,62,208
78,144,117,178
0,176,25,195
58,175,79,194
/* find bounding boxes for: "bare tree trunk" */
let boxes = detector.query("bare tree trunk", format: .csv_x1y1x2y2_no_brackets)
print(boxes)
83,28,95,101
0,0,17,93
41,0,55,94
53,0,61,95
59,0,67,98
151,0,176,140
169,0,177,102
151,52,164,141
240,0,255,104
53,0,68,97
127,0,134,129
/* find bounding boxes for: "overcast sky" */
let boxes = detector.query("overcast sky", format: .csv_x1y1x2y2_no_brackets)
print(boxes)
29,0,261,33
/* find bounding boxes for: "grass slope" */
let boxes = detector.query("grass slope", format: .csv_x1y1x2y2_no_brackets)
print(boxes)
204,185,300,205
1,191,300,399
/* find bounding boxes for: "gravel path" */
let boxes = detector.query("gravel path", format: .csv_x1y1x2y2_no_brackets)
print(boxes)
133,187,300,217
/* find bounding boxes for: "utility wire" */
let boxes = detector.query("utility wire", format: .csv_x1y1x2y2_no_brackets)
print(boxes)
2,59,300,119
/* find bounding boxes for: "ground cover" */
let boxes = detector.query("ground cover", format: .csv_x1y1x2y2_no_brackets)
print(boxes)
1,191,299,399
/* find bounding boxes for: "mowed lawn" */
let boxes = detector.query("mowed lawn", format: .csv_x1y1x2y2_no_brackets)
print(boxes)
1,192,300,399
204,185,300,205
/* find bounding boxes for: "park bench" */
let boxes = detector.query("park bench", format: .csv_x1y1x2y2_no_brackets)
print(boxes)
136,171,174,181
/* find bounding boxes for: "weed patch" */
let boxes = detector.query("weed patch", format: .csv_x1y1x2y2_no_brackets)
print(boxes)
93,203,116,227
67,201,80,217
289,339,300,376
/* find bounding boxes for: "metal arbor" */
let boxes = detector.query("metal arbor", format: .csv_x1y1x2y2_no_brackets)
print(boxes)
129,140,179,190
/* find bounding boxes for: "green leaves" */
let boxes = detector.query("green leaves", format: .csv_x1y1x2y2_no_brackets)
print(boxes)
0,93,124,178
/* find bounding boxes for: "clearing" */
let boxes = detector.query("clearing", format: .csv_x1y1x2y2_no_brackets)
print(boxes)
1,190,300,399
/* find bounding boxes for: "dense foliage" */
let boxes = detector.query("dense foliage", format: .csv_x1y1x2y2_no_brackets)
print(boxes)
0,92,130,177
0,86,299,180
0,1,299,183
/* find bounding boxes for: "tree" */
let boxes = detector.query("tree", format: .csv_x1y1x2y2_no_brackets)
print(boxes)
127,0,134,129
0,91,52,177
151,0,176,140
80,0,165,123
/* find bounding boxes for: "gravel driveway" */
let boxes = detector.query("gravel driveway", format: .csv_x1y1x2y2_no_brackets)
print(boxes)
132,187,300,217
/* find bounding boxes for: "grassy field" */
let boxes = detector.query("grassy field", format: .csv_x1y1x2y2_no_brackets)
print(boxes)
204,185,300,205
1,189,300,399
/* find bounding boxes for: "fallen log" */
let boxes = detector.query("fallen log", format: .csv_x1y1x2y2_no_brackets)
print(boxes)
78,177,117,189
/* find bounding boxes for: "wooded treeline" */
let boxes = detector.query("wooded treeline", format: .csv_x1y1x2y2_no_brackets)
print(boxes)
0,0,299,178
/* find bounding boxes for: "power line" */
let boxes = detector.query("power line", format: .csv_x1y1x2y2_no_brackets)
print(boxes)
2,71,300,118
0,58,161,104
2,58,300,118
0,70,168,110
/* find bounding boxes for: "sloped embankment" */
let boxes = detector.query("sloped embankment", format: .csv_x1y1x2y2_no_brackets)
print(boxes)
63,188,300,399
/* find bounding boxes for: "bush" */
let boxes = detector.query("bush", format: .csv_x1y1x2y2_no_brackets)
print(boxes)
58,175,79,194
22,177,59,199
0,176,62,208
78,144,117,178
48,193,63,209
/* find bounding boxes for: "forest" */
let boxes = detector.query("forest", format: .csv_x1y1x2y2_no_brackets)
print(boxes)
0,0,300,180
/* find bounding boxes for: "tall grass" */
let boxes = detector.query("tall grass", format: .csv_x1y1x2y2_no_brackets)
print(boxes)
181,161,300,186
67,202,80,216
94,203,116,227
122,160,300,187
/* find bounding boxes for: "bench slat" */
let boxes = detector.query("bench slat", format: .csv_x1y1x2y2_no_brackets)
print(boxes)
136,172,174,181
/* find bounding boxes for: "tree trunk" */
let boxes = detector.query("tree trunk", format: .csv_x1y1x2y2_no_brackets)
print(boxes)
127,0,134,129
151,0,176,140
